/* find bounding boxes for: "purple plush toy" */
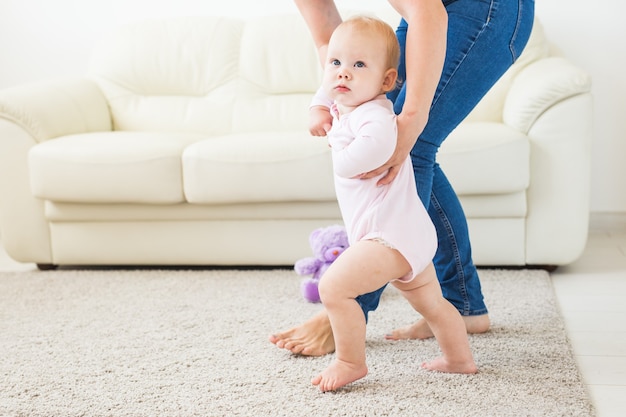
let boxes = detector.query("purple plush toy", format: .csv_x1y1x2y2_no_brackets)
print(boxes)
294,225,349,303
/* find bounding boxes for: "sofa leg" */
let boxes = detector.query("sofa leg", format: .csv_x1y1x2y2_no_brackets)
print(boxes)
37,263,58,271
523,264,559,272
479,264,559,272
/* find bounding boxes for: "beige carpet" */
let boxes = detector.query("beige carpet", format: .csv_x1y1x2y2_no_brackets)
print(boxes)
0,268,595,417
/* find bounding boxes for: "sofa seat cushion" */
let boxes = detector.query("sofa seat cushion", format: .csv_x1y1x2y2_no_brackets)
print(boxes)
183,131,335,204
29,131,207,203
439,122,530,195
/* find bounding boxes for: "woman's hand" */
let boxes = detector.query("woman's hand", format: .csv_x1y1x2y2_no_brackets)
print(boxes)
365,0,446,186
360,110,427,185
309,106,333,137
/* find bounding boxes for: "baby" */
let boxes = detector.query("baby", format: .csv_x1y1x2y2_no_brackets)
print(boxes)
308,16,477,392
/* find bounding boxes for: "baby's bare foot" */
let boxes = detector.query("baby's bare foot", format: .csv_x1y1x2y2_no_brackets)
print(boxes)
269,310,335,356
385,314,491,340
311,360,368,392
421,356,478,374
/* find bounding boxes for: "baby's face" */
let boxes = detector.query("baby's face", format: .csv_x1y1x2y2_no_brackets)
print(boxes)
323,25,392,113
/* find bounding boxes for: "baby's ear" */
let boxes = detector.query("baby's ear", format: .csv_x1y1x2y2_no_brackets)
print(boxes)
382,68,398,92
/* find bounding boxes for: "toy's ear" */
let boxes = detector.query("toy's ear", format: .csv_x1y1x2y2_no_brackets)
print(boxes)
309,229,322,245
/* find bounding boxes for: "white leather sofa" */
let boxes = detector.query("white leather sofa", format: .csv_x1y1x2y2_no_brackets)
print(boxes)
0,12,593,270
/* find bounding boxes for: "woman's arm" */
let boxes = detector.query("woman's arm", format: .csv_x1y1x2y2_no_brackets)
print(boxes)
293,0,343,66
370,0,448,184
294,0,343,136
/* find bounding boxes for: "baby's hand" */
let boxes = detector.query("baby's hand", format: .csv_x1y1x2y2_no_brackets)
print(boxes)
309,106,332,137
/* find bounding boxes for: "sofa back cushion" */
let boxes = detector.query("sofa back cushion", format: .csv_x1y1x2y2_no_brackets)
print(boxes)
88,17,243,134
88,15,321,135
87,13,549,134
233,15,322,133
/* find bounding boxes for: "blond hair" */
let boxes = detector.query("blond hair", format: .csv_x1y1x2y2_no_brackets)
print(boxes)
339,15,400,72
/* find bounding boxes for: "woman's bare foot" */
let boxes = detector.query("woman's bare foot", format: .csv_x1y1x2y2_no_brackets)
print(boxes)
311,360,368,392
385,314,490,340
421,356,478,374
269,310,335,356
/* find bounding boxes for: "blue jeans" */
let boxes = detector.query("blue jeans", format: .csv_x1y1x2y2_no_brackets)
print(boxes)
356,0,535,320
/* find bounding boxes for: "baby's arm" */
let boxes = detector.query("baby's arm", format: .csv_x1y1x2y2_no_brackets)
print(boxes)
308,87,333,137
332,109,397,179
309,106,332,137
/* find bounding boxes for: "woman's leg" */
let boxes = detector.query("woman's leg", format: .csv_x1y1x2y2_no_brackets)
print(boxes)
387,0,534,339
269,309,336,355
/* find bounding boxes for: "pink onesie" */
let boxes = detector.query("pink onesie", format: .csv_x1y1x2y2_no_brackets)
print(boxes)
327,95,437,282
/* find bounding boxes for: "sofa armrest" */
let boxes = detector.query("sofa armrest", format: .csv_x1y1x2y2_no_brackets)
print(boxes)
503,57,591,134
0,79,111,142
506,56,594,265
0,79,111,265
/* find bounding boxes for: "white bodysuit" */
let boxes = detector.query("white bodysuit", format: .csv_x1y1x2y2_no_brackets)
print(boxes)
327,95,437,282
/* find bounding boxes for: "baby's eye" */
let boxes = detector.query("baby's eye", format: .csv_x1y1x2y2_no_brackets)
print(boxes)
354,61,366,68
331,59,341,66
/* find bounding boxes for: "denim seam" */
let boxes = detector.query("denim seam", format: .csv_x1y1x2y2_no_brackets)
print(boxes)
509,0,524,61
431,0,495,111
430,192,470,315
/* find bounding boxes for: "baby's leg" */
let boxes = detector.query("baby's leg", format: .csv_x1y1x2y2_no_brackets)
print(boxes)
312,240,411,392
392,263,477,374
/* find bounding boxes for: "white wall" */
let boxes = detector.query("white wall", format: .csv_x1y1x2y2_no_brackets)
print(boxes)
535,0,626,213
1,0,624,212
